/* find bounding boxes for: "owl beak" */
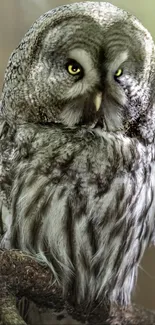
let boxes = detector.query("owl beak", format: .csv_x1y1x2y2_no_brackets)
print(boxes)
94,92,102,112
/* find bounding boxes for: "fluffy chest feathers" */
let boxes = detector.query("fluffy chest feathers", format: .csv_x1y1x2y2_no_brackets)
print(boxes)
1,122,155,304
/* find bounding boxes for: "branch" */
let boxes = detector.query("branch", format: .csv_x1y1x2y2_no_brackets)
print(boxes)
0,249,155,325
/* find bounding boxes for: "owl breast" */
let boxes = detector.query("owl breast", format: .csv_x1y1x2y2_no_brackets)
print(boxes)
1,122,155,305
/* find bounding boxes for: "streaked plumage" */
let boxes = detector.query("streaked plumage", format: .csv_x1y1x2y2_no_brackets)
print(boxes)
0,1,155,307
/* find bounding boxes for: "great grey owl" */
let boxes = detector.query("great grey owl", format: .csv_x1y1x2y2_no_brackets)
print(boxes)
0,1,155,306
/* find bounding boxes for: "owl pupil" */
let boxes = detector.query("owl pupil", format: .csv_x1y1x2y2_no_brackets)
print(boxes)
72,66,78,72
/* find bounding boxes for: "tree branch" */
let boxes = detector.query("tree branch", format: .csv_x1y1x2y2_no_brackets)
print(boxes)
0,249,155,325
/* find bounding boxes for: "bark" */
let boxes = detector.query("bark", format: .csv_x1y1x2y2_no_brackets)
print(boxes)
0,249,155,325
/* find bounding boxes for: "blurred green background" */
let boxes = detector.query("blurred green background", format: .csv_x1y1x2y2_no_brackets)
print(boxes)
0,0,155,310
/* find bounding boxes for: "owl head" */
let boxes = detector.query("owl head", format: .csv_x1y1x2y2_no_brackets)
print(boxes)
1,2,155,141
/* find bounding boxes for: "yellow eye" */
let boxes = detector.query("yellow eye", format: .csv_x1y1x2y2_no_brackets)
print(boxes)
68,65,81,75
66,60,83,76
115,68,123,78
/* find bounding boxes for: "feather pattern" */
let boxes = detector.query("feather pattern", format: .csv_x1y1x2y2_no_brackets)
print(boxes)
1,122,155,304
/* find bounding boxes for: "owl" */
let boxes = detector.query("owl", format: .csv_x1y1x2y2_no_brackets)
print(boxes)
0,1,155,307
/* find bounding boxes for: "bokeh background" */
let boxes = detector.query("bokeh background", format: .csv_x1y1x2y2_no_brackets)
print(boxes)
0,0,155,310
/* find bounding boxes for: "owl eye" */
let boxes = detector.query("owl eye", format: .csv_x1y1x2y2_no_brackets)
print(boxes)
114,68,123,79
66,59,83,77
